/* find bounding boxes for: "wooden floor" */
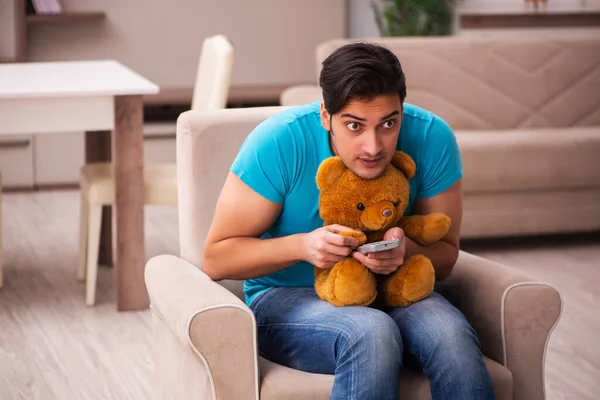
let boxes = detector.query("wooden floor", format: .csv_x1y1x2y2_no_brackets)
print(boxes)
0,190,598,399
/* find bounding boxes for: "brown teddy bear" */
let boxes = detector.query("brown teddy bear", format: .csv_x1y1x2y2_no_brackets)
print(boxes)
314,150,451,308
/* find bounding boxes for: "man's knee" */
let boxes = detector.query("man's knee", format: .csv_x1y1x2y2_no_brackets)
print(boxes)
419,311,487,371
331,310,404,399
395,294,483,363
391,294,494,395
340,310,403,362
426,315,495,397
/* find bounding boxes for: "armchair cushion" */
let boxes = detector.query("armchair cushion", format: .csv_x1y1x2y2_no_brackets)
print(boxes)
259,355,511,400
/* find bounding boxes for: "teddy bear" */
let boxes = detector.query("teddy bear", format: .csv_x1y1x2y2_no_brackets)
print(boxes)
314,150,451,308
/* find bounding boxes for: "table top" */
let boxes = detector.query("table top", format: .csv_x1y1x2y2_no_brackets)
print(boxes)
0,60,160,99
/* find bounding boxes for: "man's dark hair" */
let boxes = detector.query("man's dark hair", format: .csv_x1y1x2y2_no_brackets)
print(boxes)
319,42,407,115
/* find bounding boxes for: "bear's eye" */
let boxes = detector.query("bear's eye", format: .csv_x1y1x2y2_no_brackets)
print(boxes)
357,203,365,211
393,200,400,207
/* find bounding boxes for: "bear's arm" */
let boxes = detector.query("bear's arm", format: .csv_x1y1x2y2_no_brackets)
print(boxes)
398,213,451,246
338,230,367,246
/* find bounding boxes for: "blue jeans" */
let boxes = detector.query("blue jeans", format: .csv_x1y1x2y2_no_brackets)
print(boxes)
250,287,495,400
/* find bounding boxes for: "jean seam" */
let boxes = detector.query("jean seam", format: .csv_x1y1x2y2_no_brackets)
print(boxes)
257,322,351,335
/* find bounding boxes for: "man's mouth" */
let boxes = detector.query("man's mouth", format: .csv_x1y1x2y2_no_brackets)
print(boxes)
358,157,383,167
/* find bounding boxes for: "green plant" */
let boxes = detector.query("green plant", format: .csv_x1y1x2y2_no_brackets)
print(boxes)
372,0,456,37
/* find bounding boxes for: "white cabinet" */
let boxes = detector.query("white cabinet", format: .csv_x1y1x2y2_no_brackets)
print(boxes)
0,134,35,188
33,131,85,186
0,131,85,189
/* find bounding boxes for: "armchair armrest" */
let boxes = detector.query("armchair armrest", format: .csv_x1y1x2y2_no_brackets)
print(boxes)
145,255,259,400
436,251,562,400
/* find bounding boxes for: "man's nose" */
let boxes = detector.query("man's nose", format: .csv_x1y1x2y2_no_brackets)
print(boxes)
362,130,380,155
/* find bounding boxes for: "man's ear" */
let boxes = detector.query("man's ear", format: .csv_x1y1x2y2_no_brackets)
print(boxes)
316,157,347,191
391,151,416,180
320,102,331,132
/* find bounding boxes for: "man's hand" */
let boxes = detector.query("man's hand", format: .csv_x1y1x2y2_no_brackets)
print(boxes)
352,227,406,275
301,225,361,269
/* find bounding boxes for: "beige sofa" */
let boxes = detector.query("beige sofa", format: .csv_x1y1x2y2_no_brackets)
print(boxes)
145,106,562,399
281,34,600,239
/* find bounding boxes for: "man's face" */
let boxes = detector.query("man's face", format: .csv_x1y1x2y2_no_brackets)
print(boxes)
321,93,403,180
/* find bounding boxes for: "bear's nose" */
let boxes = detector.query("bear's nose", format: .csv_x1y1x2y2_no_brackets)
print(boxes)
382,208,392,217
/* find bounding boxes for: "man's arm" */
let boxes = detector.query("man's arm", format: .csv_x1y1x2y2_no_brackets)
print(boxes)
202,172,304,281
202,172,359,281
405,179,463,281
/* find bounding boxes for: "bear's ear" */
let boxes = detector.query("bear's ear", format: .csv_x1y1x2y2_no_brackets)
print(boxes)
316,157,348,191
391,151,416,180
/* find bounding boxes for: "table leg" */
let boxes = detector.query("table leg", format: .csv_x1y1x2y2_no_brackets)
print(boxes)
114,95,148,310
85,130,113,267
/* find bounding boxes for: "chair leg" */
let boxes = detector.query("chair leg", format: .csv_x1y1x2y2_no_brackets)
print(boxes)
86,205,103,307
77,196,89,282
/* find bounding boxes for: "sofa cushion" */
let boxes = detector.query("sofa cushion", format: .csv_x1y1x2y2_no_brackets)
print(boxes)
259,355,512,400
462,189,600,238
457,127,600,193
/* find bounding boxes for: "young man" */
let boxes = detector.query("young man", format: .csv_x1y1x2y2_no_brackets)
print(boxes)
202,43,495,399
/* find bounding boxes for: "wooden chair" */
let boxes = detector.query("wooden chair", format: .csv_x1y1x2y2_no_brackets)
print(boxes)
77,34,234,306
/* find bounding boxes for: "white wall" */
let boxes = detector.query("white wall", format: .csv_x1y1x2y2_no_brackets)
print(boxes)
347,0,381,38
0,0,18,60
26,0,346,92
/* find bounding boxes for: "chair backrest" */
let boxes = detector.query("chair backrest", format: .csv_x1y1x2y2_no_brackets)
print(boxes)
191,34,235,111
315,35,600,130
176,106,289,300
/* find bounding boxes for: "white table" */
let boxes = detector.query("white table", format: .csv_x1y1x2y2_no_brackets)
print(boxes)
0,60,159,311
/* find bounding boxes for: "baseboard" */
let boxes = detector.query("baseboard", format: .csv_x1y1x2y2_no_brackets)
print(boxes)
3,183,79,193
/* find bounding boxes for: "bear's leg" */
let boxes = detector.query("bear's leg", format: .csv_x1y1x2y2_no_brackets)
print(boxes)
315,258,377,307
380,255,435,307
314,267,335,303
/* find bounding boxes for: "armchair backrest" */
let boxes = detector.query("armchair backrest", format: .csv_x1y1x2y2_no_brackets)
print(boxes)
315,35,600,130
176,106,290,300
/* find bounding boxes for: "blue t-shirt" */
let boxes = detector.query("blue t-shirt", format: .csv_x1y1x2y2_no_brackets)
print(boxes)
230,101,462,306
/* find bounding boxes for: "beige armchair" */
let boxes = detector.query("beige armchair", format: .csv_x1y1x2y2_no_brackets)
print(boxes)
145,106,562,400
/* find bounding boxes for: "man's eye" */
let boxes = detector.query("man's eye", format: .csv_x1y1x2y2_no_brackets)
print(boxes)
346,122,361,131
382,120,396,129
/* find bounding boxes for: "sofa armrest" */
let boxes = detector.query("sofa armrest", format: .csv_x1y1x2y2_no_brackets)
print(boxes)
436,251,562,400
145,255,259,400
